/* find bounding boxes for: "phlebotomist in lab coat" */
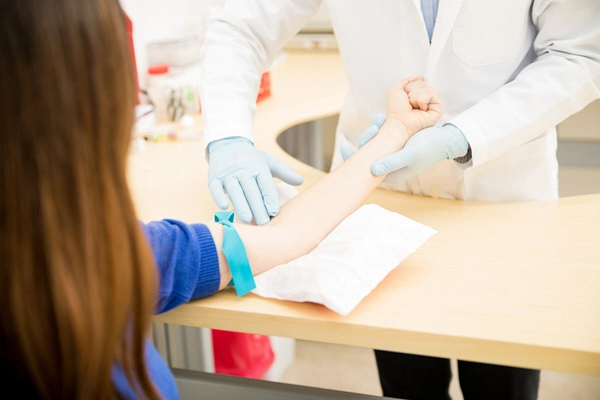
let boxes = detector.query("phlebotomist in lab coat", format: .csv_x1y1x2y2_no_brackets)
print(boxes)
199,0,600,399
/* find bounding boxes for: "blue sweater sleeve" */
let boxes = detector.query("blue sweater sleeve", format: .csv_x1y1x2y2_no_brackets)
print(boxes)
141,220,220,314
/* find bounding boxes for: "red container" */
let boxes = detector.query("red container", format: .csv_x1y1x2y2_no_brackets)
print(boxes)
123,12,139,104
256,72,271,103
212,329,275,379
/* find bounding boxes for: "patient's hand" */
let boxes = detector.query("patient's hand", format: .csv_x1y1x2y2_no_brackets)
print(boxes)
385,76,442,136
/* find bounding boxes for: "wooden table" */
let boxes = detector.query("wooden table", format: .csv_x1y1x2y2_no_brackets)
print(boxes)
128,51,600,377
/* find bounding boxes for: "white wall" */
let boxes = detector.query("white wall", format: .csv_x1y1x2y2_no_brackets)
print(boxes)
120,0,224,82
119,0,332,86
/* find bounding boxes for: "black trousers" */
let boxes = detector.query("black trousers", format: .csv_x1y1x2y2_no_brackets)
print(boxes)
375,351,540,400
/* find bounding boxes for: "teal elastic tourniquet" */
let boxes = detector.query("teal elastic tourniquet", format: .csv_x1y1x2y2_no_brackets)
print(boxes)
214,211,255,297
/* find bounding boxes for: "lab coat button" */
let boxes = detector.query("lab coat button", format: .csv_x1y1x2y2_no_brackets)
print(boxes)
430,187,441,198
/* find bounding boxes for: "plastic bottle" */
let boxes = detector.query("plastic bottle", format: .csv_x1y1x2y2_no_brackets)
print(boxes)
146,64,170,123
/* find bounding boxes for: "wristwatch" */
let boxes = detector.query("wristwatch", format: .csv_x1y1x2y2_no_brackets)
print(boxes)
454,145,472,164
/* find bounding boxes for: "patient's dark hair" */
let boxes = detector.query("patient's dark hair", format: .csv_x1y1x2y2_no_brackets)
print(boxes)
0,0,159,398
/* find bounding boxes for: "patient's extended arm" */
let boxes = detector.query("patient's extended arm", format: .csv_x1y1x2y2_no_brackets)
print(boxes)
208,77,442,288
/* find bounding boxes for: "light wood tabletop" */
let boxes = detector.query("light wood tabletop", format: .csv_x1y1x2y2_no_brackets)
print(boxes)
128,51,600,377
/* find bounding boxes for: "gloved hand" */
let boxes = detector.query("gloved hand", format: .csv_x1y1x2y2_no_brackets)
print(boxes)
207,137,304,225
341,123,469,179
339,113,385,162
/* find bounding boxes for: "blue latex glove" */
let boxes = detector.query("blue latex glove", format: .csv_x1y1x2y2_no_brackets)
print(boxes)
341,123,469,179
339,114,386,161
207,137,304,225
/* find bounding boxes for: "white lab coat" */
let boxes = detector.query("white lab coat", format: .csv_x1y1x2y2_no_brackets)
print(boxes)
200,0,600,202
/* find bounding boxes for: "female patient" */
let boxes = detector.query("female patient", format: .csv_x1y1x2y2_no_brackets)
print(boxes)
0,0,441,398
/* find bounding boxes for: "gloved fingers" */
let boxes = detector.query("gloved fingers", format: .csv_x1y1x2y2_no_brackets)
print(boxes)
223,177,253,224
208,179,229,210
340,141,355,161
371,113,385,128
239,176,271,225
344,115,384,160
267,155,304,186
371,150,413,176
256,171,280,217
358,125,380,148
386,166,417,182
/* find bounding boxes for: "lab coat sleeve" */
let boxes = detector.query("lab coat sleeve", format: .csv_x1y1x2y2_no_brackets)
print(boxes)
199,0,323,148
449,0,600,167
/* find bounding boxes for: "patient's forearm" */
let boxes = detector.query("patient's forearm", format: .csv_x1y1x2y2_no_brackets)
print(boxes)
272,120,408,253
206,120,410,288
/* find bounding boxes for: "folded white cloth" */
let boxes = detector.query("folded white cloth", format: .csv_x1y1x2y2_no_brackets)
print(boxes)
252,185,437,316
